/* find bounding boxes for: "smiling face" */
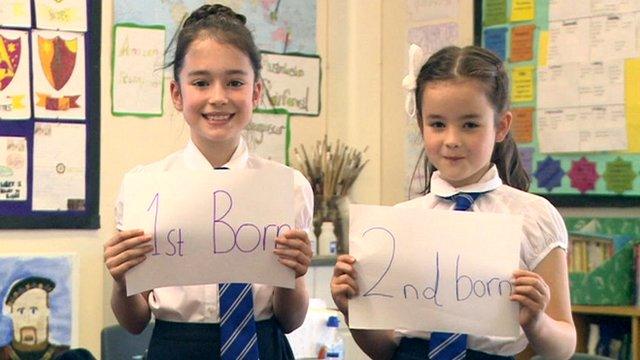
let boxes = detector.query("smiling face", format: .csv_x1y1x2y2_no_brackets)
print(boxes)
170,36,262,156
421,79,511,188
10,288,50,346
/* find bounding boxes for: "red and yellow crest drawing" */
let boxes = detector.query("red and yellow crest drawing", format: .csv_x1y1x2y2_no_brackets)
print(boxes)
38,35,77,91
0,35,21,91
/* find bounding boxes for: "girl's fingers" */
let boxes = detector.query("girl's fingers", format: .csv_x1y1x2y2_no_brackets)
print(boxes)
275,236,312,257
333,260,357,278
277,257,308,277
511,293,543,312
105,244,154,271
108,255,147,280
274,248,311,268
104,234,152,262
333,273,359,294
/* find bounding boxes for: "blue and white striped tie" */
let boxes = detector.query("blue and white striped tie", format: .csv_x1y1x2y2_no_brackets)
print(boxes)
219,283,260,360
428,192,482,360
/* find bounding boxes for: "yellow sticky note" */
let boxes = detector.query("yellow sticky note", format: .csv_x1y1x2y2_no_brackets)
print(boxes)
511,0,535,22
511,66,535,103
538,31,549,67
624,58,640,153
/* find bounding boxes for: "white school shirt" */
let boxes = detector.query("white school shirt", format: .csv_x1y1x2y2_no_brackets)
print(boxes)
115,138,314,323
394,165,568,356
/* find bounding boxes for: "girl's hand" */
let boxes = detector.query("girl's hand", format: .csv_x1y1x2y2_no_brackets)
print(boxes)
510,269,551,328
273,229,312,278
331,255,358,316
104,229,154,285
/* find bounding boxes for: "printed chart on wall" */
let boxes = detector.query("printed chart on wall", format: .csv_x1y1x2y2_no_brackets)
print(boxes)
0,0,100,228
479,0,640,205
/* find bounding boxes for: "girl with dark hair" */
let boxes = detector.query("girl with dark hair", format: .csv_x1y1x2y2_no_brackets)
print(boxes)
104,5,313,359
331,45,576,359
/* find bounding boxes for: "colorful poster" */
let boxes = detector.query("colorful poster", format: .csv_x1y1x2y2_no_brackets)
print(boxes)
0,29,31,120
0,137,27,201
34,0,87,32
111,24,165,117
31,30,85,120
0,255,77,355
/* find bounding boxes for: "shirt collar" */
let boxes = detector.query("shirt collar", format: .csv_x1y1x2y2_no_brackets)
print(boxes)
430,164,503,197
183,137,249,170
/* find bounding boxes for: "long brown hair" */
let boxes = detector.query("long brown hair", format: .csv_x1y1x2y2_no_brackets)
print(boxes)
413,45,530,193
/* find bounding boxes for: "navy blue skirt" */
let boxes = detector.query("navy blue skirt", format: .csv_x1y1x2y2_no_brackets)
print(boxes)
147,318,294,360
392,337,516,360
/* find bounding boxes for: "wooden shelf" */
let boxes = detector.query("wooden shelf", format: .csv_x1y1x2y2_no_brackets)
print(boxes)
572,304,640,317
572,305,639,360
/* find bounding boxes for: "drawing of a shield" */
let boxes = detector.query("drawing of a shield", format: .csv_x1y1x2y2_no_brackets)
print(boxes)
0,34,21,91
38,35,77,91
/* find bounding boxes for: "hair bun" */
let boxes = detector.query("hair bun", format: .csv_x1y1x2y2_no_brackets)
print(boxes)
184,4,246,27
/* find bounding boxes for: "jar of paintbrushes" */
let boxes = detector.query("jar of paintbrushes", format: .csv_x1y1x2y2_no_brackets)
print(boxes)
292,136,368,255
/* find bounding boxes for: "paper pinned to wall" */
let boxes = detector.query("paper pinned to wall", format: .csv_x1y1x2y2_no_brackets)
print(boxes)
31,30,86,120
0,254,79,348
259,53,320,116
511,66,535,103
111,24,165,117
0,29,31,120
347,204,521,337
242,110,289,164
510,0,535,22
510,24,535,62
537,106,628,153
406,0,458,22
548,19,589,66
35,0,87,32
0,0,31,28
32,122,86,211
0,137,27,201
511,107,534,143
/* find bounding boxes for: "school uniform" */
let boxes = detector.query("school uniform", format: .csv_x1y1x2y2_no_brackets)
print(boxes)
391,165,568,359
115,138,314,360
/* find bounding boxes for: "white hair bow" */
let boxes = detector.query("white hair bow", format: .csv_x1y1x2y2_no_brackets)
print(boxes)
402,44,425,119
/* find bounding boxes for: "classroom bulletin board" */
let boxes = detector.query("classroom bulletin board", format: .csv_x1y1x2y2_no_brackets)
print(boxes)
476,0,640,206
0,0,100,228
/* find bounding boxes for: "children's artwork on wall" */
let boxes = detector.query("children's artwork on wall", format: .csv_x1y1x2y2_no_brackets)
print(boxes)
114,0,316,54
0,29,31,120
31,30,85,120
0,0,99,229
477,0,640,204
32,122,85,211
242,109,290,164
0,254,78,358
35,0,87,33
111,24,165,117
0,136,27,201
259,53,321,116
0,0,31,29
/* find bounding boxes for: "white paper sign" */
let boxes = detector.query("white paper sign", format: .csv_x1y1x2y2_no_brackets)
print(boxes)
348,204,522,337
112,24,165,117
122,169,296,296
259,53,320,116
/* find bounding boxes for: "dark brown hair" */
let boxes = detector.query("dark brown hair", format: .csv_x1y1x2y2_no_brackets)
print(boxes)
413,45,530,193
166,4,261,82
